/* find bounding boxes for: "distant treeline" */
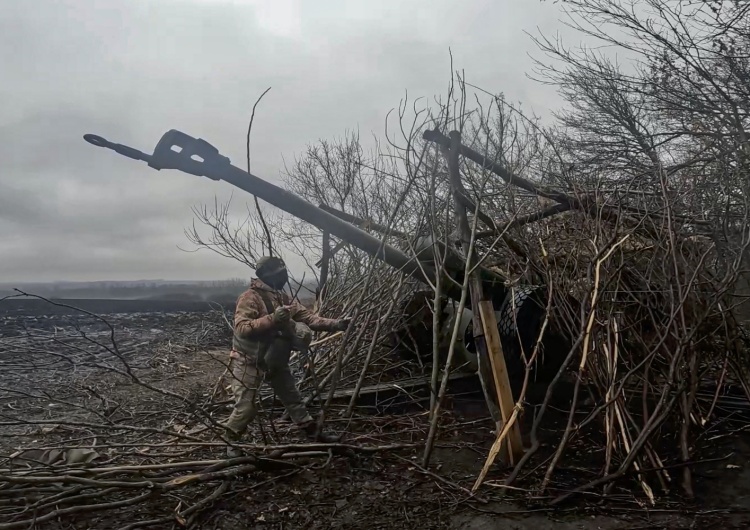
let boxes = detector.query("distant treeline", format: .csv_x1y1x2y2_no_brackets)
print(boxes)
0,298,236,317
0,278,318,303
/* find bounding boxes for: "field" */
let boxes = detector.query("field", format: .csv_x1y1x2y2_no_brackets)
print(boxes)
1,298,750,529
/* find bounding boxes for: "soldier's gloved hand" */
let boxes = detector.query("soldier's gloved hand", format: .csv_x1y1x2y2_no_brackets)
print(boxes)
272,306,291,326
335,318,352,331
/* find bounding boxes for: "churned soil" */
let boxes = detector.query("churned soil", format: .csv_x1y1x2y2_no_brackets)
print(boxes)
1,300,749,529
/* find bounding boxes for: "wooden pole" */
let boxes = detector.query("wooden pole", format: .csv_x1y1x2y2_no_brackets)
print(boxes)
443,131,500,426
316,230,331,310
478,301,523,464
443,131,522,465
422,128,647,236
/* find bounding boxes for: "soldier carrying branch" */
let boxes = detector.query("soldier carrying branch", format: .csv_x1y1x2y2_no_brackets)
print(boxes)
223,256,350,457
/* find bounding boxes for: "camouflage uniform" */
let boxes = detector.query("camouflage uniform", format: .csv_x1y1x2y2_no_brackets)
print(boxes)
224,278,340,440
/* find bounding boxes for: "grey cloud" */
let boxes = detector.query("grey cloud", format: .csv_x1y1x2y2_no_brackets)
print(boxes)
0,184,52,226
1,0,569,283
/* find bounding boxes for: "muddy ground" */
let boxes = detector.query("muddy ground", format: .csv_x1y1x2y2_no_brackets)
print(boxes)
1,301,750,529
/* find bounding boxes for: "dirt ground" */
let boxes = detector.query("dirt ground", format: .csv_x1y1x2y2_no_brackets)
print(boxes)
2,305,750,529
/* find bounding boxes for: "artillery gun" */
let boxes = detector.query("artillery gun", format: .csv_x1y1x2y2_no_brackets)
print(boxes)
83,130,570,396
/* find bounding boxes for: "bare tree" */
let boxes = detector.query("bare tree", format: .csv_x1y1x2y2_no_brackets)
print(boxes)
175,0,750,504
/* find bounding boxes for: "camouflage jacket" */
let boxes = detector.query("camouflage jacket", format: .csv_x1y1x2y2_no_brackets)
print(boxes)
231,279,340,360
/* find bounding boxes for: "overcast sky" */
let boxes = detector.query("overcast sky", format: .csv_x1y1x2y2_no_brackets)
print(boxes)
0,0,573,283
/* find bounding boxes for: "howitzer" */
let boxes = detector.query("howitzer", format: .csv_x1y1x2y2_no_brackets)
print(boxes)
83,130,570,401
83,130,509,305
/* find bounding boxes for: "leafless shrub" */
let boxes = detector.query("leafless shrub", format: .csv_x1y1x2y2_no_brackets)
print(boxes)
166,0,750,506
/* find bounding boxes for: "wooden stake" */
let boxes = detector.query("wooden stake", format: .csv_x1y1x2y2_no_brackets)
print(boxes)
477,301,524,464
442,131,503,427
315,231,331,312
441,130,523,487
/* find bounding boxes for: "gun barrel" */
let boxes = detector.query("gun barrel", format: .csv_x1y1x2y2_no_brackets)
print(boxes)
84,129,507,303
218,160,446,289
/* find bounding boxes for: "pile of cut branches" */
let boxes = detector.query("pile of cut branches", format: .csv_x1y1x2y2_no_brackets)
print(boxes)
184,0,750,504
0,299,450,528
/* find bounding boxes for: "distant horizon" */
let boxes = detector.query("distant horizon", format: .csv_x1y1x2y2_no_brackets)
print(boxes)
0,276,319,302
0,277,319,287
0,261,316,286
0,278,247,285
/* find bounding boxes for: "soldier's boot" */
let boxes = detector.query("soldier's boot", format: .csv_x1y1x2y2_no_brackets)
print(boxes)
224,429,244,458
301,421,341,443
226,445,243,458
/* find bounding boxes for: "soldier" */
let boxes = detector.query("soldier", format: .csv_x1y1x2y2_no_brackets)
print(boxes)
223,255,350,457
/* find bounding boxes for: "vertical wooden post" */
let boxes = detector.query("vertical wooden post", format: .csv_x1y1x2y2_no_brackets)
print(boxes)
444,130,523,465
316,231,331,312
478,301,523,464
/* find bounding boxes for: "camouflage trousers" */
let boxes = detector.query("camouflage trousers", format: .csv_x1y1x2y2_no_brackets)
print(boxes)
223,322,313,440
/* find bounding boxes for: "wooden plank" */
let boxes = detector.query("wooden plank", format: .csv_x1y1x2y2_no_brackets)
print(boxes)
443,130,503,428
316,230,331,307
477,300,524,468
